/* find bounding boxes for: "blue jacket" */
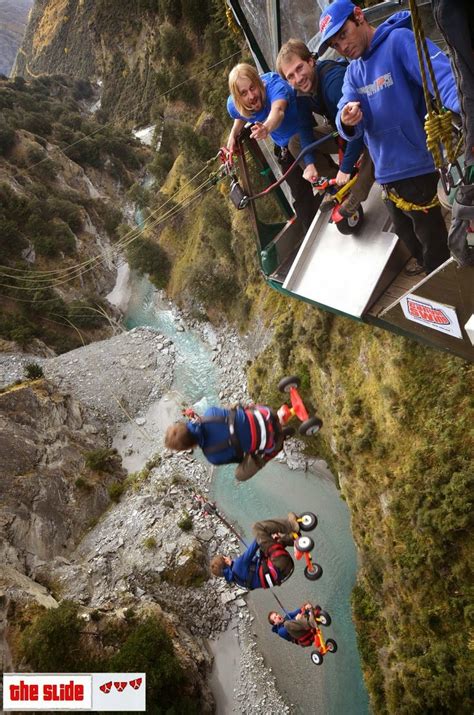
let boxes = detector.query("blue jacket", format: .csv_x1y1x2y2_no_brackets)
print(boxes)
297,59,364,173
227,72,299,147
223,540,262,589
336,11,460,184
186,406,252,465
271,609,301,642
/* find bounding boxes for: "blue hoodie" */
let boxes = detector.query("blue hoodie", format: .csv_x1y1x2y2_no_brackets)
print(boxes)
186,406,252,465
223,540,262,589
336,11,460,184
271,609,301,642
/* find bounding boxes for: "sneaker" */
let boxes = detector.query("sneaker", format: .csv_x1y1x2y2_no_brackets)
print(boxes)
287,511,300,533
404,258,425,276
319,194,336,213
339,197,361,218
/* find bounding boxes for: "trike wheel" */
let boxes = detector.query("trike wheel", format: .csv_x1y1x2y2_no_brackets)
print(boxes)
282,426,296,439
298,417,323,436
326,638,338,653
304,563,323,581
298,511,318,531
278,375,300,393
316,609,331,627
311,650,323,666
335,205,364,235
295,535,314,553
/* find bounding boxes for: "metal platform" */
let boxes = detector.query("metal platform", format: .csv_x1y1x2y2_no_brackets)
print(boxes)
283,185,406,318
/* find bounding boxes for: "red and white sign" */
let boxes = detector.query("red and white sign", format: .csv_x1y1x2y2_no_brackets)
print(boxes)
400,294,462,339
3,674,145,711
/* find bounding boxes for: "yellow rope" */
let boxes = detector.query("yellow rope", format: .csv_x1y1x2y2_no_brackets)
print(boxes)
408,0,456,166
226,6,240,35
385,190,440,212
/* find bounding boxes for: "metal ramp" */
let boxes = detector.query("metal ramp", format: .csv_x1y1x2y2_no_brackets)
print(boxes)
283,185,407,318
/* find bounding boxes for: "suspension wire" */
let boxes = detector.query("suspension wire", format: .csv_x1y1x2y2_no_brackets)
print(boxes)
2,153,219,280
0,180,219,301
0,154,222,288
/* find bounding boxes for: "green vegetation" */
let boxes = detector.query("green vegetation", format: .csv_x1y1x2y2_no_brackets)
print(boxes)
24,362,44,380
108,482,125,503
84,448,117,472
247,301,474,714
143,536,157,549
19,602,201,713
177,512,193,531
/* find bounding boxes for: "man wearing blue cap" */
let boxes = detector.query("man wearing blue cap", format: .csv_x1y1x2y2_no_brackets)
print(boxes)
319,0,460,275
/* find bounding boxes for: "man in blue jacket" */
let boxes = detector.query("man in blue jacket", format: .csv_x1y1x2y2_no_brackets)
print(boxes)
323,0,460,274
165,404,292,481
210,514,300,589
268,603,321,643
276,38,374,218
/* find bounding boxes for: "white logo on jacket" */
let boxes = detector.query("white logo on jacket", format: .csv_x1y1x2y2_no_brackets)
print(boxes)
357,72,393,97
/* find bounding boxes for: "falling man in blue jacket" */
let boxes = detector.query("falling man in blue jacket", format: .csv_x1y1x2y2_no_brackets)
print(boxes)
165,404,293,481
319,0,461,275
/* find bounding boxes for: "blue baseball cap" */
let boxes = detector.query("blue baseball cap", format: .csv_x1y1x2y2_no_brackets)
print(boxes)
318,0,356,55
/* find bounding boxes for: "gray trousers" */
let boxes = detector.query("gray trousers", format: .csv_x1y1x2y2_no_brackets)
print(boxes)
431,0,474,168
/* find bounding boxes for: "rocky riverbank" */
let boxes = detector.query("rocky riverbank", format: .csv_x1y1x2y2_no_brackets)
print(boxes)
1,311,319,713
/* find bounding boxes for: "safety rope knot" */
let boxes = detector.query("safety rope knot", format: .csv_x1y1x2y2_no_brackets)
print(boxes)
385,189,440,213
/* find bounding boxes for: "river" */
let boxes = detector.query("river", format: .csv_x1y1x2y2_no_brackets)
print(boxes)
124,273,370,715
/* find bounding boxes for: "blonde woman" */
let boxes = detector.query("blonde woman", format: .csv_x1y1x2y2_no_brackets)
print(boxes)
226,63,320,230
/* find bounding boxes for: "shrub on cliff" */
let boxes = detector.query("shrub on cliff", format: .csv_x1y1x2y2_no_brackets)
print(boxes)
85,448,117,473
24,363,44,380
108,617,199,714
126,236,171,289
20,601,85,672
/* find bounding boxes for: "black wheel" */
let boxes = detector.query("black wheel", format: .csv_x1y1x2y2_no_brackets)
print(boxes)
278,375,300,393
311,650,323,666
295,535,314,553
298,417,323,436
304,563,323,581
298,511,318,531
326,638,338,653
335,205,364,235
282,426,296,438
316,609,332,627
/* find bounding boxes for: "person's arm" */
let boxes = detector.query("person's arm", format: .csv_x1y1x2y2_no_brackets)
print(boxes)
276,624,294,642
397,29,460,113
336,69,364,142
238,539,260,572
339,134,364,174
227,118,246,153
250,98,287,140
296,96,317,169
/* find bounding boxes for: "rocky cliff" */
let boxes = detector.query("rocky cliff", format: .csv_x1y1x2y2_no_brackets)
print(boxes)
0,0,33,76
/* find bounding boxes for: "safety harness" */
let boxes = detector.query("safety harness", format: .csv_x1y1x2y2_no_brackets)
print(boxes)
199,406,279,462
258,542,294,589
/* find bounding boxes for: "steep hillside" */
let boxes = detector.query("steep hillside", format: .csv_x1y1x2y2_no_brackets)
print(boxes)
0,0,33,76
0,74,151,353
9,2,474,713
246,295,473,715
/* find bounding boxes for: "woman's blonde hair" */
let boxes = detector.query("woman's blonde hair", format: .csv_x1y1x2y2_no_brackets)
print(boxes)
228,63,266,118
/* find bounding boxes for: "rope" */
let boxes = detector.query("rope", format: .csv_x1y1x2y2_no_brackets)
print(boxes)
384,189,440,212
408,0,456,166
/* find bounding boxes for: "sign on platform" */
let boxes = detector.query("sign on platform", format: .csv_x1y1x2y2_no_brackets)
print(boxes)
400,294,462,339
